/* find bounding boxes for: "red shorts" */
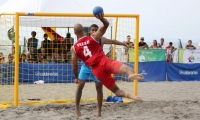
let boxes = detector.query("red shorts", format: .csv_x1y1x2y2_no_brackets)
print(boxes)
92,57,123,89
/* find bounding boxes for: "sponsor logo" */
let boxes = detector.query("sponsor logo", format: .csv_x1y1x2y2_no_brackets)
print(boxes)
179,70,198,75
139,55,145,62
140,70,147,75
25,12,35,16
35,71,58,76
188,56,194,62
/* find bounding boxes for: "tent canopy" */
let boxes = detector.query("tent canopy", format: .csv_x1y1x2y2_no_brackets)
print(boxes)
0,0,113,27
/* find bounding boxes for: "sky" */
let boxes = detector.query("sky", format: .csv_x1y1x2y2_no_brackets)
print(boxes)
0,0,199,47
78,0,200,46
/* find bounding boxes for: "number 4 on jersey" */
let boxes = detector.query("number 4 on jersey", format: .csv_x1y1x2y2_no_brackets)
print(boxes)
83,46,92,57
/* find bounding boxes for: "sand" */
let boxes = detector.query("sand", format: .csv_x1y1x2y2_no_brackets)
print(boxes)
1,81,200,120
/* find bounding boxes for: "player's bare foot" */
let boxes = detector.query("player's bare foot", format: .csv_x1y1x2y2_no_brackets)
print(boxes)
130,96,142,101
75,110,81,117
125,92,142,101
97,112,101,117
128,74,144,80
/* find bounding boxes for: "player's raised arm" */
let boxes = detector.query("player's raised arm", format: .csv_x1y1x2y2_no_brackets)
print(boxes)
71,46,79,84
92,13,109,41
101,37,128,48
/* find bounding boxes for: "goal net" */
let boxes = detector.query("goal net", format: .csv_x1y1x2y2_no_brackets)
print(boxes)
0,13,139,107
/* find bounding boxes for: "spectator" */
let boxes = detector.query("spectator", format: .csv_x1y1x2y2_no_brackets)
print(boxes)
7,53,14,64
0,56,5,65
0,52,3,57
26,53,31,60
124,35,134,48
150,40,161,49
166,42,177,62
27,58,33,63
66,33,74,54
158,38,165,49
37,48,47,62
106,46,117,60
185,40,196,50
52,34,61,50
41,34,52,54
52,48,62,63
139,37,148,49
66,33,74,51
27,31,38,52
0,52,5,64
41,58,47,63
47,54,53,64
61,38,68,63
21,54,27,63
27,46,38,62
123,35,134,62
199,43,200,49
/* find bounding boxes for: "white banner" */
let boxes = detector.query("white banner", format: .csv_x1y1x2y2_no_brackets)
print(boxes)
179,49,200,63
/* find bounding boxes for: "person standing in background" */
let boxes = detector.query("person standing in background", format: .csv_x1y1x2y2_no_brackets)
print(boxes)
41,34,52,54
150,40,161,49
124,35,134,62
198,42,200,49
139,37,148,49
158,38,165,49
185,40,196,50
27,31,38,53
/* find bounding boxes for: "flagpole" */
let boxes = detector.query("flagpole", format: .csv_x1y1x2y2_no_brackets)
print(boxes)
177,39,183,63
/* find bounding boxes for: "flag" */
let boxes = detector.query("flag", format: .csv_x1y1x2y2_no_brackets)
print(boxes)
23,37,27,51
177,39,183,63
178,39,183,49
24,37,27,47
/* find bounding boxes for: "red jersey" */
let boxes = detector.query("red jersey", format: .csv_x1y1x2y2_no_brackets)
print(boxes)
73,36,105,66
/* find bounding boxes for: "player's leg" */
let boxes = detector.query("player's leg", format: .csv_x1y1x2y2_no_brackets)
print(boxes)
101,74,141,101
75,80,86,117
92,58,142,101
109,83,141,101
75,65,89,117
92,75,103,117
95,82,103,117
112,60,144,80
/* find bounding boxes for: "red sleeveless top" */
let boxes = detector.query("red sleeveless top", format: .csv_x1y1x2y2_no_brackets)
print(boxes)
73,36,105,66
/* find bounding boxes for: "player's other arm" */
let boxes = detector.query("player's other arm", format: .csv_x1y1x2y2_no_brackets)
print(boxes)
92,13,109,41
71,47,79,82
102,37,128,47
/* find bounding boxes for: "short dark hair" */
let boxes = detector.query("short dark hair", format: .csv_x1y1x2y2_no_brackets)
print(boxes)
89,24,98,30
67,33,71,38
169,42,173,45
31,31,36,35
188,40,192,42
44,33,48,37
127,35,130,37
22,54,26,57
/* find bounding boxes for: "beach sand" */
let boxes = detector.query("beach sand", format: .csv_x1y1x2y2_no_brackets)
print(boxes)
1,81,200,120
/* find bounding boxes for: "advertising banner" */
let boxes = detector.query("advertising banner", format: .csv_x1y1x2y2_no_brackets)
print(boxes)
167,63,200,81
129,49,166,62
19,63,83,83
0,63,14,84
178,49,200,63
114,61,166,82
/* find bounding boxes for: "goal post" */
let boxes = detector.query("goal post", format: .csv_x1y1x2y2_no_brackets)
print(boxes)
0,12,140,107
